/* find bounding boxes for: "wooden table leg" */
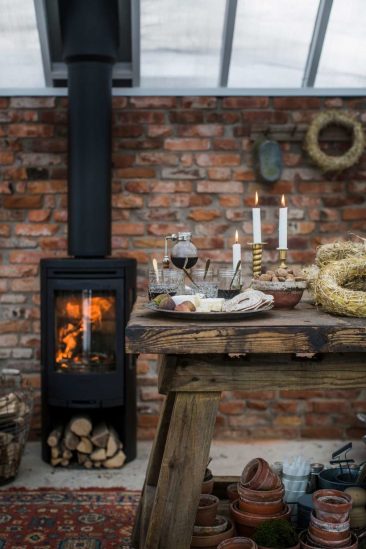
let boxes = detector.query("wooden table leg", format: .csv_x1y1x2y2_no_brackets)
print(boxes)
144,391,220,549
131,391,177,548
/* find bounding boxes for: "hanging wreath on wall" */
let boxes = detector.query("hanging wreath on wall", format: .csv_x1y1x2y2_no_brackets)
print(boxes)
304,110,365,172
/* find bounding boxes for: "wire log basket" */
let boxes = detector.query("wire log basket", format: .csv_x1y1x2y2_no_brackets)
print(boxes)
0,369,33,485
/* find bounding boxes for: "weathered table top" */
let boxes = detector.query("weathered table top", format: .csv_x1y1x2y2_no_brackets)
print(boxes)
125,298,366,355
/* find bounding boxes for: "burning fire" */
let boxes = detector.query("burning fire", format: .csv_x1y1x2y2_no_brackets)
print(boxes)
56,296,113,366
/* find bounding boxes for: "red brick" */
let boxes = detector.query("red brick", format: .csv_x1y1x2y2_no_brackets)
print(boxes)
301,427,344,439
188,195,213,207
114,195,144,208
116,112,165,124
0,265,37,277
197,181,243,193
8,124,53,137
137,414,160,428
177,124,224,137
165,138,210,151
28,209,51,222
136,152,178,165
195,153,241,167
114,125,143,137
112,154,135,168
169,111,204,124
27,181,66,193
274,415,302,427
125,180,150,193
188,209,221,222
0,151,14,164
207,168,231,180
222,97,269,109
10,97,55,108
181,97,217,109
129,97,177,109
113,223,145,235
0,224,10,237
212,138,240,150
146,125,172,137
219,400,246,415
3,195,43,208
219,195,241,207
273,97,321,109
115,168,156,178
150,181,192,193
15,224,58,236
310,400,350,414
147,223,186,236
342,208,366,220
247,400,269,411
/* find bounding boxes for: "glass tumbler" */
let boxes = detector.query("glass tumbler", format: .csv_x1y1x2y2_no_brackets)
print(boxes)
217,268,242,300
148,269,182,300
191,269,218,298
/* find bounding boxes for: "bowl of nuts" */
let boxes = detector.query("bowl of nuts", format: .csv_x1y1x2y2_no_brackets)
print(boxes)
252,267,307,309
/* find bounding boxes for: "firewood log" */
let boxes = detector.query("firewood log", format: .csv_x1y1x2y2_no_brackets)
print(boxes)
91,422,109,448
61,446,72,460
51,446,60,459
77,452,88,465
0,432,13,445
103,450,126,469
0,392,17,409
93,461,102,468
63,424,80,450
106,433,119,458
60,458,70,467
47,425,63,447
90,448,106,461
76,436,93,454
51,457,63,466
69,416,92,437
84,460,93,469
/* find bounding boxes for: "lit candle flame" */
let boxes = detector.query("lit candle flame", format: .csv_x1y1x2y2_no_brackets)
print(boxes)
281,194,286,207
254,191,259,207
235,230,239,244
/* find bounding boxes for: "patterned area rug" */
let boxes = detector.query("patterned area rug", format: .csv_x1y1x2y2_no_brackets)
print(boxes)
0,488,139,548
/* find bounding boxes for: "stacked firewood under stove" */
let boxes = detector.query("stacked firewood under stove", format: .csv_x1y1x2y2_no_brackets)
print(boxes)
47,415,126,469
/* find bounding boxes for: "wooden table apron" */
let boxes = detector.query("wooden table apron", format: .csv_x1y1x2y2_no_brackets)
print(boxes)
125,299,366,549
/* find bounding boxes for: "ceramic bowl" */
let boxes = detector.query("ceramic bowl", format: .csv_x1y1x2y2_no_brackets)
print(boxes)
252,280,307,309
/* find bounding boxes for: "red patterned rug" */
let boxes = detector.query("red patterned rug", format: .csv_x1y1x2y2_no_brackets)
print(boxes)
0,488,140,548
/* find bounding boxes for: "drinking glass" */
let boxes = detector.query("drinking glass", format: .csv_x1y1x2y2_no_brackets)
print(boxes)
217,268,242,299
191,269,218,298
148,269,182,300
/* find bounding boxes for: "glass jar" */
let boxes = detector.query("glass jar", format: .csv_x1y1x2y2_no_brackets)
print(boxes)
191,269,218,298
217,268,242,300
170,232,198,270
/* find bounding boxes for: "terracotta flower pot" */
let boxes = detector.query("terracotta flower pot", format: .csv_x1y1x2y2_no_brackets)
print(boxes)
241,458,281,491
191,518,235,548
257,544,300,549
237,484,285,503
230,499,291,537
310,511,350,533
202,476,215,494
238,498,284,516
218,537,258,549
299,530,358,549
308,523,351,547
193,515,228,536
195,494,219,527
313,489,352,523
227,483,239,502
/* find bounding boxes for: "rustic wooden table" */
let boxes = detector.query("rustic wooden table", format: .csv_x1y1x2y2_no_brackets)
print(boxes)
126,298,366,549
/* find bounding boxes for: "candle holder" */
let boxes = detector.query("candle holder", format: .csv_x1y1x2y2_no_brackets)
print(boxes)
248,242,266,278
277,248,288,269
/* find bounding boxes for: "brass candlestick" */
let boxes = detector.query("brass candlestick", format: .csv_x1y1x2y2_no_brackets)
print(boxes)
249,242,265,277
278,248,288,269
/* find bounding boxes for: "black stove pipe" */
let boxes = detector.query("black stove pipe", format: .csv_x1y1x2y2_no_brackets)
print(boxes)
59,0,119,257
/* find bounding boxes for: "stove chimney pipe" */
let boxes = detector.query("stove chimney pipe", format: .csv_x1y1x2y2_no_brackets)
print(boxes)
59,0,119,257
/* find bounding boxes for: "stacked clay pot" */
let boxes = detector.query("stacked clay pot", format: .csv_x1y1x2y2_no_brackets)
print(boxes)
191,494,235,548
218,538,258,549
300,489,357,548
230,458,291,537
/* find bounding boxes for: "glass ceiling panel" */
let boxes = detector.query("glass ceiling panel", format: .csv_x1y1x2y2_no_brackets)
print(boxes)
229,0,319,88
0,0,44,88
140,0,225,88
316,0,366,87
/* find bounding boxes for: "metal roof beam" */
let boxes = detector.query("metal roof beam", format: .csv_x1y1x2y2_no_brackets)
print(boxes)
219,0,238,87
33,0,53,86
302,0,333,87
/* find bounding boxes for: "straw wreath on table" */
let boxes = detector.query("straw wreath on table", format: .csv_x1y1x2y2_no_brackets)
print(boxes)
306,238,366,317
305,111,365,172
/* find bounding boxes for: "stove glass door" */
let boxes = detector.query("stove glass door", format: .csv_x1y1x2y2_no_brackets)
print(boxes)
54,289,116,373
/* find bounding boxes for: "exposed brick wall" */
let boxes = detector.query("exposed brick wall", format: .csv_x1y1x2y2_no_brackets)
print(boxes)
0,95,365,441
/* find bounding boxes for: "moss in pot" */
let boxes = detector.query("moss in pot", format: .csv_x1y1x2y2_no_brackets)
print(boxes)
253,519,300,549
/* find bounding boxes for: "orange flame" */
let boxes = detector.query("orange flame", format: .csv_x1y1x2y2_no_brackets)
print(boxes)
235,230,239,244
55,296,113,365
254,191,259,206
281,194,286,207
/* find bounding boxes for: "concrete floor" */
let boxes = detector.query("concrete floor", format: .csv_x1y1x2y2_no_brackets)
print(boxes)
3,439,365,490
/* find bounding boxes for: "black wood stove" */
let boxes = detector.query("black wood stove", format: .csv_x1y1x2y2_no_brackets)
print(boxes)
41,0,137,464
